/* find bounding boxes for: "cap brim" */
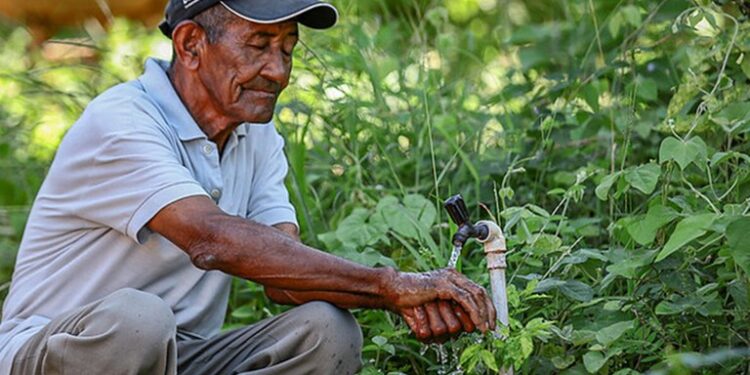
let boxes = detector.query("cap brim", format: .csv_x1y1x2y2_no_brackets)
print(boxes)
220,0,338,29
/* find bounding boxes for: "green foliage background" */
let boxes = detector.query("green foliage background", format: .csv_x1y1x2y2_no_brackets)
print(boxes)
1,0,750,373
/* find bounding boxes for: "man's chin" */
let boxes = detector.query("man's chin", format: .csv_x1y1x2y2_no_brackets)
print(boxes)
237,106,275,124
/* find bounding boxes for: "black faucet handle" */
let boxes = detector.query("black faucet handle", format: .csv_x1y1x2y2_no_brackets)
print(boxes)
444,194,471,226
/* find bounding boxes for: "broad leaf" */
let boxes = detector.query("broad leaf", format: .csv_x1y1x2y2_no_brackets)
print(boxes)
656,213,717,262
583,351,606,373
626,204,679,245
726,217,750,275
659,136,708,170
534,278,593,302
625,163,661,194
560,280,594,302
711,102,750,132
606,249,658,279
596,320,633,346
596,172,621,201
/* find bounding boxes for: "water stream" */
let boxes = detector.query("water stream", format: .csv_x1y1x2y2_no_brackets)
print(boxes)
427,245,467,374
447,245,462,269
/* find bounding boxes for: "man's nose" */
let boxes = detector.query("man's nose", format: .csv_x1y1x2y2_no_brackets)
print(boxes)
261,49,290,88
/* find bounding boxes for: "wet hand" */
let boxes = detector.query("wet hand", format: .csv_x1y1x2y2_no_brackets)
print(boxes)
386,268,496,334
400,301,477,343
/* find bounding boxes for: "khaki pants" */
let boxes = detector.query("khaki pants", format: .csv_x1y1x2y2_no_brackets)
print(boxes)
10,289,363,374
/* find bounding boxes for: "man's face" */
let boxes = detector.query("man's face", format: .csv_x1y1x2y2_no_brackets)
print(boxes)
198,18,298,125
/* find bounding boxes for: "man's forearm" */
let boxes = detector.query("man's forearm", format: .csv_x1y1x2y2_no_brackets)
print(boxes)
152,202,396,306
264,287,389,310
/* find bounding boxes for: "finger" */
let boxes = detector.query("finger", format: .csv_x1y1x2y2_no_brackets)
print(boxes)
437,300,462,335
425,302,448,337
401,308,420,334
448,270,492,332
485,290,497,331
441,272,485,331
413,305,432,341
451,302,475,333
444,284,483,332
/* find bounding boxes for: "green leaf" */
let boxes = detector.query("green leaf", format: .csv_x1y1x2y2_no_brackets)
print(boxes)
459,344,483,372
711,102,750,132
335,208,388,248
531,233,563,254
372,335,387,346
626,204,679,245
480,349,499,372
596,172,621,201
726,217,750,275
583,351,607,373
403,194,437,229
625,163,661,194
659,136,708,170
559,280,594,302
230,305,257,319
551,355,576,370
596,320,633,346
376,194,436,240
637,78,658,102
656,213,717,262
622,5,642,27
606,249,658,279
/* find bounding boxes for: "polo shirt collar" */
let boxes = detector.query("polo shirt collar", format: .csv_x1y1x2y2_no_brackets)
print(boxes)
139,58,207,142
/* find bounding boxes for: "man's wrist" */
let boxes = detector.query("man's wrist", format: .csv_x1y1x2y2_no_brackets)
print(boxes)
376,266,399,310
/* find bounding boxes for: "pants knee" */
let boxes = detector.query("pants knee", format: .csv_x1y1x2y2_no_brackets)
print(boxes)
97,288,176,349
298,302,363,371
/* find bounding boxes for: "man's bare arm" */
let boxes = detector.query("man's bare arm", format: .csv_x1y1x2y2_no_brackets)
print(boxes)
148,196,495,331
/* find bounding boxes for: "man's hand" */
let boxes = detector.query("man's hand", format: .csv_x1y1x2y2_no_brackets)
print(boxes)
400,301,477,343
384,268,496,335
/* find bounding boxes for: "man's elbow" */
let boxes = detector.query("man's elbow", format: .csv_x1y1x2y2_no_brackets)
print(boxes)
185,219,225,271
191,251,221,271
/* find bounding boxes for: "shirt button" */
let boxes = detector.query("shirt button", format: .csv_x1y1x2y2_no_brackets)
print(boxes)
210,189,222,199
202,144,213,155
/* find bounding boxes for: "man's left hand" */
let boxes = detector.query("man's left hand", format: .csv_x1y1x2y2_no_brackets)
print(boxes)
400,300,477,343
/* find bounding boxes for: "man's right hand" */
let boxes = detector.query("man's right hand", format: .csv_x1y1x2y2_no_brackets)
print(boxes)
383,268,496,338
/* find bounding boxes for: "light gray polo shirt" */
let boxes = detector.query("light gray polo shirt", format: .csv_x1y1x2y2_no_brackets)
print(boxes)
0,58,297,373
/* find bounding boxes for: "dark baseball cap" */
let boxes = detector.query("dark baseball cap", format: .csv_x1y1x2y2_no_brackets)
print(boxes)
159,0,339,38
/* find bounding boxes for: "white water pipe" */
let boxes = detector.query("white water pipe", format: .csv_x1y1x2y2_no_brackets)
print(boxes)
476,220,513,375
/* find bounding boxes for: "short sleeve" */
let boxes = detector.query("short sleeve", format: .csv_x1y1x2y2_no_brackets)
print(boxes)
246,130,297,227
56,104,208,244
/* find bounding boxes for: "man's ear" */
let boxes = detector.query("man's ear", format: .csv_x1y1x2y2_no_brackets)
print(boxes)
171,20,207,70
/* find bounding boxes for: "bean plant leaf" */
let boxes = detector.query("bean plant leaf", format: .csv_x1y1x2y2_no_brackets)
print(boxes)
606,248,658,279
403,194,437,228
480,349,499,372
625,163,661,194
726,217,750,275
375,194,435,240
659,136,708,170
626,204,679,245
595,320,633,346
583,351,606,373
656,213,717,262
536,278,594,302
595,172,621,201
711,102,750,132
559,280,594,302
